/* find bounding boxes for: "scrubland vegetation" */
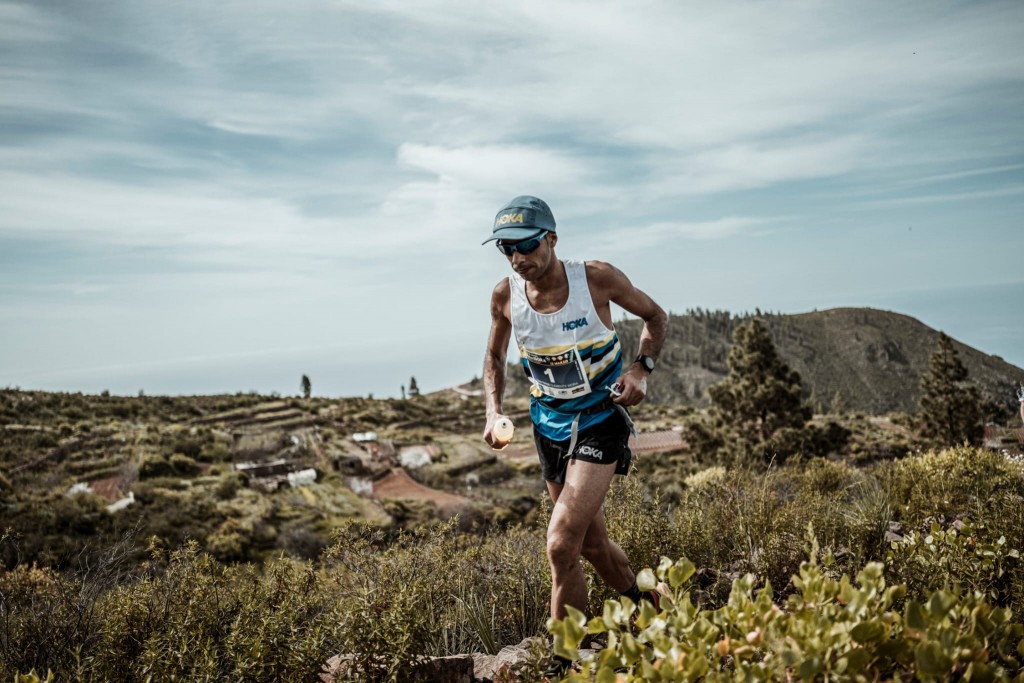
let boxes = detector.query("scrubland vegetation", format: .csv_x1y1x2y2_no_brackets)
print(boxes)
2,444,1023,681
3,316,1023,680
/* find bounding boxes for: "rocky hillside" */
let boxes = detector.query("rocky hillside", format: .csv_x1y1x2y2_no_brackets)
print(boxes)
506,307,1022,415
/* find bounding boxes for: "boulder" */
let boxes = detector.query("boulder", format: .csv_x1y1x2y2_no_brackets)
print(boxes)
473,637,543,682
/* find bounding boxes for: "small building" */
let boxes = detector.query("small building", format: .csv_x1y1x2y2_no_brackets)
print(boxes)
287,468,317,488
234,458,293,478
398,445,438,469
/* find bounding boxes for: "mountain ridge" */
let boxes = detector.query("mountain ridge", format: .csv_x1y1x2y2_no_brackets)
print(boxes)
502,307,1022,415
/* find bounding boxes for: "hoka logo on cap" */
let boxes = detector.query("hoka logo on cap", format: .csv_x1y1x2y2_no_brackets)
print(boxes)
483,196,557,244
494,212,525,228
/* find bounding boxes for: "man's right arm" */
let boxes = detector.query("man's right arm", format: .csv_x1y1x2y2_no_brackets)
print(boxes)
482,280,512,447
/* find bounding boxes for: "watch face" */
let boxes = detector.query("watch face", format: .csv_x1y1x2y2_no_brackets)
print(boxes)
638,355,655,372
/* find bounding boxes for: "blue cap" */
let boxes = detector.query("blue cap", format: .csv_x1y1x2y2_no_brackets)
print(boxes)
482,195,556,244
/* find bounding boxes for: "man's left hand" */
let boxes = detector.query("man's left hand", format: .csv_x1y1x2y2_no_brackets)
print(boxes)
610,367,648,407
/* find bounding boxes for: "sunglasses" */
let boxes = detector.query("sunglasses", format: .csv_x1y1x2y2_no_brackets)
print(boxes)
496,230,547,256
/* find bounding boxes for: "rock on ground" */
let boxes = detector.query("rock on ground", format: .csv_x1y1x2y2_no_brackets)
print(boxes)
321,638,541,683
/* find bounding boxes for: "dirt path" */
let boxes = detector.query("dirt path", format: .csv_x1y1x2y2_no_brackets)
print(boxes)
371,468,469,513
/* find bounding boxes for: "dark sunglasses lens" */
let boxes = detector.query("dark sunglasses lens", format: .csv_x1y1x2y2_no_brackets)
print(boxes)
496,232,544,256
518,237,541,254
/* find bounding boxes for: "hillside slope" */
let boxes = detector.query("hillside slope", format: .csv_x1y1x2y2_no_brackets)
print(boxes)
506,307,1022,415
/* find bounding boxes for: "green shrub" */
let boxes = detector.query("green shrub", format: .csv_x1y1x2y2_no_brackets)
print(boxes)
668,468,813,602
138,454,174,479
215,472,244,500
549,547,1024,681
886,519,1020,606
206,518,256,562
52,493,108,536
4,441,1024,680
798,457,855,495
203,440,232,463
165,433,205,460
683,466,726,490
838,474,894,567
168,452,199,476
89,543,337,682
603,469,680,604
881,446,1023,527
322,519,549,680
0,564,99,678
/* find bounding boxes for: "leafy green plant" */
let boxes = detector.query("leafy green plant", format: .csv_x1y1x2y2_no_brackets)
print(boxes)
549,543,1024,681
886,519,1020,606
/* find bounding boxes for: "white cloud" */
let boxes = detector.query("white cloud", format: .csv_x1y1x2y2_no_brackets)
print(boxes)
643,135,874,198
860,184,1024,208
892,163,1024,189
385,0,1024,151
596,216,777,252
0,170,311,248
2,0,1024,392
397,143,591,191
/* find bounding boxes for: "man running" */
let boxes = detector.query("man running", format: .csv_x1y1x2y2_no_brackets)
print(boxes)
480,195,668,624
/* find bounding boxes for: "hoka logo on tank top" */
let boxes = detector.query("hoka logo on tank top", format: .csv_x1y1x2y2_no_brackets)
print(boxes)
508,260,623,442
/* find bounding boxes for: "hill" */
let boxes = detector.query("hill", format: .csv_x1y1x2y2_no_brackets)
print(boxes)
0,390,539,569
505,307,1022,415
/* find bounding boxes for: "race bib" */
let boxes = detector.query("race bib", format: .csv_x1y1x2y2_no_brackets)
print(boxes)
524,347,592,399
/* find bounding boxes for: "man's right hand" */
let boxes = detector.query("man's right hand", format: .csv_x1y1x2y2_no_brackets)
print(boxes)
483,413,511,449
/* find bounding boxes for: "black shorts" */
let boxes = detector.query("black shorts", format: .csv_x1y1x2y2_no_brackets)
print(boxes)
533,410,633,485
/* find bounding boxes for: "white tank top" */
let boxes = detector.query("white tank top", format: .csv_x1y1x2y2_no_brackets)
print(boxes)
509,259,623,441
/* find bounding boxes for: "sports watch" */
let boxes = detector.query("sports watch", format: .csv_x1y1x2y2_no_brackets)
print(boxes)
634,354,656,374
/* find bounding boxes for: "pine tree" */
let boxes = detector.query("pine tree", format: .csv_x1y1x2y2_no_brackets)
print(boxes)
700,319,813,464
408,376,420,398
919,332,983,446
300,374,311,399
710,319,810,440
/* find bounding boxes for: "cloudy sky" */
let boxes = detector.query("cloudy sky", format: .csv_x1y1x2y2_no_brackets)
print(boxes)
2,0,1023,399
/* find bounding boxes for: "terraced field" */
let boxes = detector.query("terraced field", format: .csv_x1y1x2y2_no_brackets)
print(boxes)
0,390,557,566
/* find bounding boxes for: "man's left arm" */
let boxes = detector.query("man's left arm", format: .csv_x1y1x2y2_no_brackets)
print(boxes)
590,262,668,407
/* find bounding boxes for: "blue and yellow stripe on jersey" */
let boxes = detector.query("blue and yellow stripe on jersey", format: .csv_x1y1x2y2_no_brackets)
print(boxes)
521,329,622,440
